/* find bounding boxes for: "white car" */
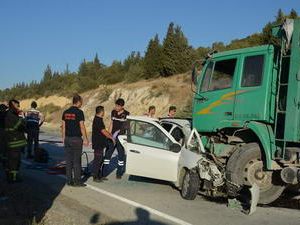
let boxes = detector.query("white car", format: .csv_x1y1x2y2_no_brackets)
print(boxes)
118,116,224,200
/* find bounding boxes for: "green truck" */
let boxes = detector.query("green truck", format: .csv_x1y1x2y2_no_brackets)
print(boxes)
192,18,300,204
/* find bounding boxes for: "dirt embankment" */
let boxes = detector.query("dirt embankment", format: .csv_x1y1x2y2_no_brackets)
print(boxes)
20,73,193,133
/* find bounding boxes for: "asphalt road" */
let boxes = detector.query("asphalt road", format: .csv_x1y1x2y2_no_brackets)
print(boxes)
21,133,300,225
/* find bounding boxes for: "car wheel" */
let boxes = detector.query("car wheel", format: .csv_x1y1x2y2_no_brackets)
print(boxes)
181,170,200,200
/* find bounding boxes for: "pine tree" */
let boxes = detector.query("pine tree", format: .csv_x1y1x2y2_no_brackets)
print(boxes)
173,25,193,73
289,9,298,19
162,22,177,76
93,53,101,70
275,9,285,24
161,23,193,76
144,34,163,78
43,65,53,82
78,59,88,76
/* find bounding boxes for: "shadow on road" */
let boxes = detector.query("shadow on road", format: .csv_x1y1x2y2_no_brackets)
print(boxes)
0,142,66,225
104,208,167,225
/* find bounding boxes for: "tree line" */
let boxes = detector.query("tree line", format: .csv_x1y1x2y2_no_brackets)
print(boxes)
0,9,299,101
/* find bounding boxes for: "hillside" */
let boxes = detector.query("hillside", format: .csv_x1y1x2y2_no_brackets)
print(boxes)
20,73,192,134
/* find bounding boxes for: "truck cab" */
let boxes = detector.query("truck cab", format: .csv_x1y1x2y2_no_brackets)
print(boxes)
193,45,275,132
191,18,300,204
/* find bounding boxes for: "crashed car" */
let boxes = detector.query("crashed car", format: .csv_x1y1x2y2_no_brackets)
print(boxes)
118,116,225,200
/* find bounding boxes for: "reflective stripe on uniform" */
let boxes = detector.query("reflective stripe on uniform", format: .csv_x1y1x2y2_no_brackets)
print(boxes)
7,139,27,148
118,160,124,166
5,119,23,132
9,170,18,181
103,159,110,165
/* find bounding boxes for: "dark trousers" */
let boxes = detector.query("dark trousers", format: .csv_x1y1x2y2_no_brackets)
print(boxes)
27,128,39,157
7,148,21,181
92,148,104,178
104,138,125,176
64,137,83,184
0,128,6,166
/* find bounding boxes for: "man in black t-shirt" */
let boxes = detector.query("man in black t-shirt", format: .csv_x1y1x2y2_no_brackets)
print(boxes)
105,98,129,179
92,106,114,182
61,94,89,187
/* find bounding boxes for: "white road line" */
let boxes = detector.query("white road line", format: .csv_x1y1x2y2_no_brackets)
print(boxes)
22,159,192,225
85,183,192,225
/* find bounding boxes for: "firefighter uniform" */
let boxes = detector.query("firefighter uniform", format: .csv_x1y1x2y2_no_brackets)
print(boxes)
5,108,27,182
0,104,8,168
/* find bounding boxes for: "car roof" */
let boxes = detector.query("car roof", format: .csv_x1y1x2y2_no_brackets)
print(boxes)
127,115,159,123
127,116,191,129
159,118,192,128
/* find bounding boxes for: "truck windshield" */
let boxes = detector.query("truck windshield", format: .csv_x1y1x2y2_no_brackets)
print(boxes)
200,59,237,92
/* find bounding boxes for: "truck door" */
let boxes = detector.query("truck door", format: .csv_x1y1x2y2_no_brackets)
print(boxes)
234,53,272,122
193,58,238,132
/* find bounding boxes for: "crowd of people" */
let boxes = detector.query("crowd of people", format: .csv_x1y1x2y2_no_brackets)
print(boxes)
0,94,177,186
62,94,177,187
0,100,44,182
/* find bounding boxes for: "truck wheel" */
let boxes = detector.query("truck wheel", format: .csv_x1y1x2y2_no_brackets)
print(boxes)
181,170,200,200
226,143,285,204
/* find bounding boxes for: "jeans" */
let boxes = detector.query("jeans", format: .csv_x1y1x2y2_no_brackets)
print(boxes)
64,137,83,184
27,128,39,157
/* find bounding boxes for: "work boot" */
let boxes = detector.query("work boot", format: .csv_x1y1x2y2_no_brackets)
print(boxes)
73,182,87,187
93,177,103,183
66,180,74,186
116,175,122,180
27,154,34,159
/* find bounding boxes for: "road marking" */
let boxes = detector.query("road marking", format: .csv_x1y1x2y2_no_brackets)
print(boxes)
85,183,192,225
22,159,192,225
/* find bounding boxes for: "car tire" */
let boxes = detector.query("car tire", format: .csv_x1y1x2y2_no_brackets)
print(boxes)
181,170,200,200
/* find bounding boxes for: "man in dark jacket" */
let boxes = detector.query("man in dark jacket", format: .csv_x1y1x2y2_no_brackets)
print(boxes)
5,100,27,182
0,103,8,168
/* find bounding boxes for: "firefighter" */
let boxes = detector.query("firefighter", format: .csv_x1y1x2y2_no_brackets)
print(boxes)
0,103,8,168
5,99,27,182
25,101,44,159
61,94,89,187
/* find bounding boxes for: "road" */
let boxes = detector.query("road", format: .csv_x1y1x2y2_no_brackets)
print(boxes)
21,132,300,225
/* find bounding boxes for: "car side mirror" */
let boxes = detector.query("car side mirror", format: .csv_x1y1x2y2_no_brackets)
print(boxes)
170,143,181,153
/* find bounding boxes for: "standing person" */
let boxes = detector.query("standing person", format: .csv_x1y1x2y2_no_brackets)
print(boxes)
144,105,156,118
5,100,27,182
0,104,8,168
25,101,44,159
167,106,177,118
61,94,89,187
105,98,130,179
91,106,114,182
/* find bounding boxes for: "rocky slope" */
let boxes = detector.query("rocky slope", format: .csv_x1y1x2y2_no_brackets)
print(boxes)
20,73,193,134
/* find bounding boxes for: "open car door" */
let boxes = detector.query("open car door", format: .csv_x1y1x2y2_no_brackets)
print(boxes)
122,118,182,182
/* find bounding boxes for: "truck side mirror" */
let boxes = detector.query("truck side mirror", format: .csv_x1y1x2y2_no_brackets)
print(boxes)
170,143,181,153
191,60,204,85
192,67,197,85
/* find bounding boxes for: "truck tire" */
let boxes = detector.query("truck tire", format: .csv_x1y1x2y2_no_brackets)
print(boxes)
181,170,200,200
226,143,285,204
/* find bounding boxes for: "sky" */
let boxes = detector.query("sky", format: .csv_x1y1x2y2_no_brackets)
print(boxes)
0,0,299,89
